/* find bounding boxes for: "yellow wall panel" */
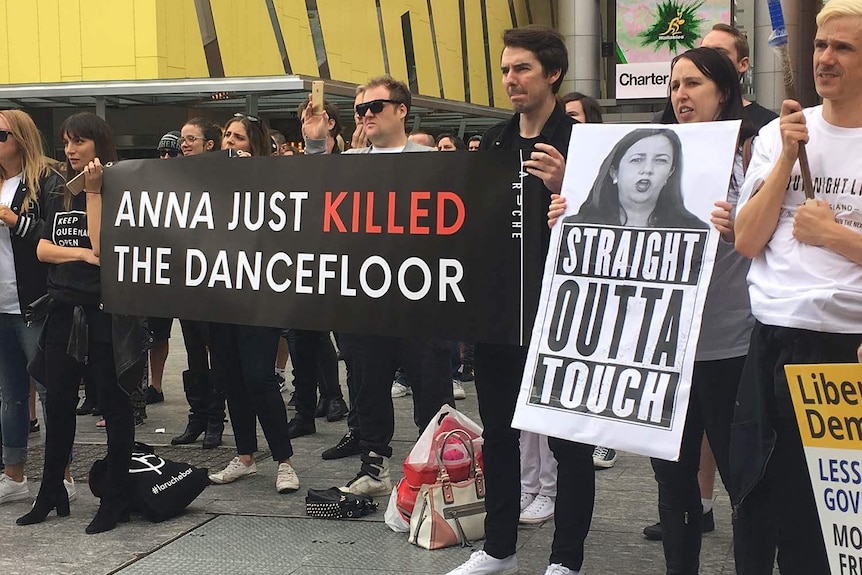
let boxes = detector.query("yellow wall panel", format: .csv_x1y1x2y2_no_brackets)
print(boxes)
80,1,136,70
429,0,464,101
463,0,488,105
0,2,11,83
512,0,529,27
529,0,555,27
134,0,159,59
58,0,83,81
7,1,41,83
37,0,62,82
485,1,510,108
272,0,319,77
210,0,284,77
316,0,385,85
159,0,208,79
403,0,439,96
82,65,138,81
376,1,408,84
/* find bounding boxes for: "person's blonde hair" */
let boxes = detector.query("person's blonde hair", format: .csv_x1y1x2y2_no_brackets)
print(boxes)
0,110,52,213
817,0,862,26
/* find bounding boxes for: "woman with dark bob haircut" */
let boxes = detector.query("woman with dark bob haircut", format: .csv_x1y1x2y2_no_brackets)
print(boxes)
19,112,146,534
568,127,707,229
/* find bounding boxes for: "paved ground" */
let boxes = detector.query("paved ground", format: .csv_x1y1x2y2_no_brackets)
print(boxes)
0,323,747,575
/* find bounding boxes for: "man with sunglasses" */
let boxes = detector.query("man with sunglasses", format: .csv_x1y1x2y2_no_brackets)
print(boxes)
304,75,456,498
445,26,591,575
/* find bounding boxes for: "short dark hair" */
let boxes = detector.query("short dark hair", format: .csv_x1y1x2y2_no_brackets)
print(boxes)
184,117,222,150
436,133,467,150
561,92,604,123
323,102,342,138
365,75,412,115
270,129,286,146
468,135,482,143
502,25,568,93
710,23,749,61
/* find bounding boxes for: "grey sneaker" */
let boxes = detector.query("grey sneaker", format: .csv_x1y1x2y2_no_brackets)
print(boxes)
452,379,467,400
64,478,77,502
209,457,257,484
0,474,29,504
341,451,392,498
276,462,300,493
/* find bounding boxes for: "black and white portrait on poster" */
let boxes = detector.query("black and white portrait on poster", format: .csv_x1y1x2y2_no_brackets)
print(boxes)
512,121,741,461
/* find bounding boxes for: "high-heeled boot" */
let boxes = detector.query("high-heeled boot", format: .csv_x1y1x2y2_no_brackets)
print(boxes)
16,482,70,526
85,499,130,534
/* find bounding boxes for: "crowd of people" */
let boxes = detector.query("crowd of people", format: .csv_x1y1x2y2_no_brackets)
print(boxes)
1,1,862,573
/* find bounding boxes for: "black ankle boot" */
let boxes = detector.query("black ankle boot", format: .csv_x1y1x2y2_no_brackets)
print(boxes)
171,420,206,445
17,483,70,526
202,420,224,449
85,500,130,534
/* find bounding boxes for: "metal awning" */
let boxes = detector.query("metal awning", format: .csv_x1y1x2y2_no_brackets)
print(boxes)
0,75,510,135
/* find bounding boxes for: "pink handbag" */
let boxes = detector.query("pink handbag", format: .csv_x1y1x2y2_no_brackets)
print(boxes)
408,430,486,550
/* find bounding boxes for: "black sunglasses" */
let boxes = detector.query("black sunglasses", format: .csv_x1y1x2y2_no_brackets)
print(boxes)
233,113,260,123
159,149,181,158
355,99,402,117
0,130,14,142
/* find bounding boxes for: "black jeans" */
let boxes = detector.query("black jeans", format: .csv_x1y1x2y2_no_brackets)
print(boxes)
208,323,293,462
352,335,455,458
733,323,859,574
179,319,209,374
42,306,133,501
286,329,341,421
475,342,594,570
336,333,362,433
650,356,745,575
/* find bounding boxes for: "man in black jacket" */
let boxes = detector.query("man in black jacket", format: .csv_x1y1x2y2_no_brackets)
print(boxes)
445,25,592,575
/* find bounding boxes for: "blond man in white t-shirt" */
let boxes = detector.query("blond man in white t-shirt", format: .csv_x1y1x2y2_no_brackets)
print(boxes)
732,1,862,573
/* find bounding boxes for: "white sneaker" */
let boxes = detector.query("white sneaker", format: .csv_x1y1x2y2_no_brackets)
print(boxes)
519,493,555,524
520,492,536,512
341,451,392,498
545,564,580,575
0,474,29,504
391,381,411,398
209,457,258,484
452,379,467,400
444,550,518,575
276,462,300,493
64,478,77,502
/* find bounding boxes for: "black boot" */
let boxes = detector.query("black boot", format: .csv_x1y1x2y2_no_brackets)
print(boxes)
85,499,130,534
325,397,349,422
17,482,70,526
314,395,327,418
171,420,206,445
202,419,224,449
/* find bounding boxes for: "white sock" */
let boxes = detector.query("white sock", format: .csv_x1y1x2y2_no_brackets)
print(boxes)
701,497,714,514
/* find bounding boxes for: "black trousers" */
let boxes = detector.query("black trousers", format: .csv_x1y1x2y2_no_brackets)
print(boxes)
179,319,209,374
352,335,455,458
41,306,133,501
475,343,594,570
208,323,293,462
650,355,745,575
733,323,860,574
287,329,341,421
336,333,362,433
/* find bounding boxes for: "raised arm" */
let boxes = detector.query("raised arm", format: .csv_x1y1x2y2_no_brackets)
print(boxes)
83,159,105,258
735,100,807,258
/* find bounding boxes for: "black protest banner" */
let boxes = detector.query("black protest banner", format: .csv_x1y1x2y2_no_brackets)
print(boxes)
99,151,534,344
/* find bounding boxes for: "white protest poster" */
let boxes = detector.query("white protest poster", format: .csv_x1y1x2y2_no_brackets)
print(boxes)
786,363,862,575
512,121,740,461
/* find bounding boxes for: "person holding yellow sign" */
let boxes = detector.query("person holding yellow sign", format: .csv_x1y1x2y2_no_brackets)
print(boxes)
732,0,862,572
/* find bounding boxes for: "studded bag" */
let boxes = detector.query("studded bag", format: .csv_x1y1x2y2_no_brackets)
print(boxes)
408,430,486,550
305,487,378,519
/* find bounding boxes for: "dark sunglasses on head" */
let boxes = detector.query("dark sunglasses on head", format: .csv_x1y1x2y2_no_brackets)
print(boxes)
233,113,260,123
159,149,181,158
355,99,402,117
0,130,14,142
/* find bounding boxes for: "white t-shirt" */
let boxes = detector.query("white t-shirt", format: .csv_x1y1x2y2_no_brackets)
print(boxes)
0,174,23,314
738,106,862,333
